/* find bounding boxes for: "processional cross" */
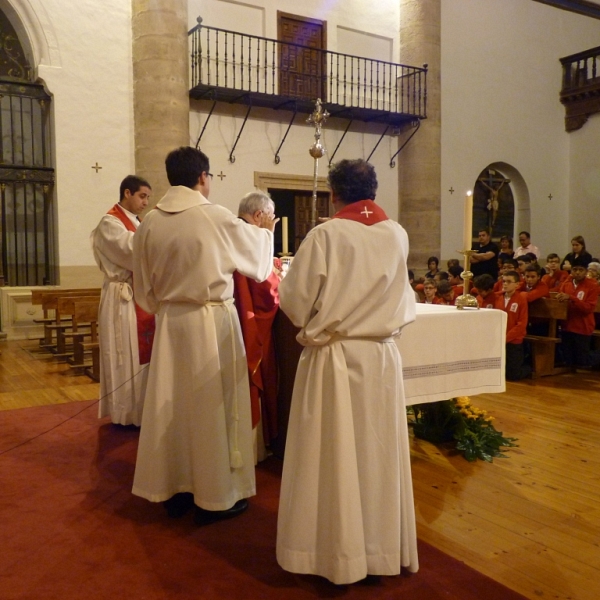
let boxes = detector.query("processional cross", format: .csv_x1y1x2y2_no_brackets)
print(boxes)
307,99,329,229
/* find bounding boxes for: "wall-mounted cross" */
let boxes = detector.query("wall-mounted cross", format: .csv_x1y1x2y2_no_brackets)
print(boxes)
548,193,553,201
217,171,226,181
91,162,102,173
448,187,455,194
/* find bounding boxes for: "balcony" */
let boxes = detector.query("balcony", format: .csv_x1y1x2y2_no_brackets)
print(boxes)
560,46,600,131
188,22,427,127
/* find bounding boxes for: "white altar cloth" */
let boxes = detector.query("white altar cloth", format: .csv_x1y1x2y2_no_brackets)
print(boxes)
398,304,506,405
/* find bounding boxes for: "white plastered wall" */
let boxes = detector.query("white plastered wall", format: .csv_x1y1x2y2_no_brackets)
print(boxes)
7,0,600,279
568,112,600,258
187,0,402,219
441,0,600,261
4,0,134,285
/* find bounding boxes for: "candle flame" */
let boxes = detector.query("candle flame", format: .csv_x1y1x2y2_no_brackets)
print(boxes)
467,190,472,196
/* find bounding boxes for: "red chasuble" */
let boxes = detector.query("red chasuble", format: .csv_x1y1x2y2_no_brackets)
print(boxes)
332,199,388,225
106,204,155,365
233,265,280,443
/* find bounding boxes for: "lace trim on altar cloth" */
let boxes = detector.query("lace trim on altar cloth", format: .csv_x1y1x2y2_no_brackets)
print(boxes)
403,357,502,380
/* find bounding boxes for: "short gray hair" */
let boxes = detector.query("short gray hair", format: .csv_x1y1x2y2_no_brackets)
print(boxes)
238,190,274,216
588,262,600,276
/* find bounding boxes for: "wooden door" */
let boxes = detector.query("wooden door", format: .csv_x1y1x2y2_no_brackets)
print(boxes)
278,12,326,101
294,192,330,251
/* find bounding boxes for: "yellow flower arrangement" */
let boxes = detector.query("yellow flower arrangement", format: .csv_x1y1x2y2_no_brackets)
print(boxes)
407,397,517,462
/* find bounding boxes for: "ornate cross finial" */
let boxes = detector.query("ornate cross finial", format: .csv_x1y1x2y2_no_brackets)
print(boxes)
307,98,329,159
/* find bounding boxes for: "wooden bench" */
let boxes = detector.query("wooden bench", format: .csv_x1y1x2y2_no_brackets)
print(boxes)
74,300,100,381
32,289,101,350
56,295,100,360
525,297,569,378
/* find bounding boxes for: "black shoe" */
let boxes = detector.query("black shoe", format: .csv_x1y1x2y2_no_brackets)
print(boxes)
163,492,195,518
194,499,249,526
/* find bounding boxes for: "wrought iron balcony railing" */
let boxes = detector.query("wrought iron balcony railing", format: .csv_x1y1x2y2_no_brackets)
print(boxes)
560,46,600,131
189,22,427,126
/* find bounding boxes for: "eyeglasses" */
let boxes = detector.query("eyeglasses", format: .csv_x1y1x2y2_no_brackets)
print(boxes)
207,172,214,179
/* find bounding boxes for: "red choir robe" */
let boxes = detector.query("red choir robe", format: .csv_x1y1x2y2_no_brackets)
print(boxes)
542,269,569,291
558,276,600,336
494,291,528,344
519,280,550,303
233,263,281,445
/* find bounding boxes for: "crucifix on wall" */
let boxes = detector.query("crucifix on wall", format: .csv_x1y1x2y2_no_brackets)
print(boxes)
478,170,510,228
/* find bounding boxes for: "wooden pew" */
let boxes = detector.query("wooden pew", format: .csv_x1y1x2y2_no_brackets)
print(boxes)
72,299,100,381
33,289,101,350
56,295,99,359
525,297,569,378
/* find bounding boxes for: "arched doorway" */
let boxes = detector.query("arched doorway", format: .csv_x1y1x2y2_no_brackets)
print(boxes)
0,6,55,286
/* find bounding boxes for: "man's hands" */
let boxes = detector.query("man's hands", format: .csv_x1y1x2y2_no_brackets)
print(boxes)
258,210,280,233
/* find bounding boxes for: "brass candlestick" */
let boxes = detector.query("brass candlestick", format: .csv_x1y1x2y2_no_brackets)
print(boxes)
455,250,479,310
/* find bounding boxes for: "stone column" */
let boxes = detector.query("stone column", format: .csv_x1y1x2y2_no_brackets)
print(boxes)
132,0,189,206
399,0,441,272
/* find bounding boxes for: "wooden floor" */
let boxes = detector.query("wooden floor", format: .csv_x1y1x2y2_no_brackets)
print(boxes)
0,339,99,411
412,372,600,600
1,338,599,600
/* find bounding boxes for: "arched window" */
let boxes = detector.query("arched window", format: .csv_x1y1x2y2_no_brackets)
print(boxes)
0,8,55,286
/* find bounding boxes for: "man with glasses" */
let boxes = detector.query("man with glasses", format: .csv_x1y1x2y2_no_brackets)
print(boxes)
131,146,278,525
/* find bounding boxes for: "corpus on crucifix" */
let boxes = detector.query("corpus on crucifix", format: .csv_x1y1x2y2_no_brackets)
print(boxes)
478,170,510,228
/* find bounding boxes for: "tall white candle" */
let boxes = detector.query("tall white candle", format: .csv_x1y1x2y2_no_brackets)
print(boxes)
463,191,473,251
282,216,289,255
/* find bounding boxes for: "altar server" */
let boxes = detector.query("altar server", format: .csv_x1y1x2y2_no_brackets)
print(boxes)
556,257,600,367
91,175,155,426
494,270,531,381
131,147,276,524
276,159,418,584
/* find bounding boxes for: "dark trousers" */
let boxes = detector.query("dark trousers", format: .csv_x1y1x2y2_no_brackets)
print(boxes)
561,331,600,367
506,343,532,381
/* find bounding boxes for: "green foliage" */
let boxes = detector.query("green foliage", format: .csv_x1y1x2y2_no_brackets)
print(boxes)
407,397,517,462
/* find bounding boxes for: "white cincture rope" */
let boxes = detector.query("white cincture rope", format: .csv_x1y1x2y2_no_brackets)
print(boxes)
105,279,134,368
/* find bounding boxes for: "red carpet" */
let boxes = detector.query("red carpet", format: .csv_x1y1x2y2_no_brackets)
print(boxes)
0,401,527,600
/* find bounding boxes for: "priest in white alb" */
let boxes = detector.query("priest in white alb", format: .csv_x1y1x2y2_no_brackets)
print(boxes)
131,147,277,524
276,159,419,584
91,175,155,426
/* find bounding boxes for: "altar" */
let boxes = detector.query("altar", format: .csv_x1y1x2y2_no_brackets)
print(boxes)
399,304,506,405
272,303,506,457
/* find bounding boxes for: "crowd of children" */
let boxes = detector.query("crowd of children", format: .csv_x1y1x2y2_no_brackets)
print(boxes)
413,234,600,380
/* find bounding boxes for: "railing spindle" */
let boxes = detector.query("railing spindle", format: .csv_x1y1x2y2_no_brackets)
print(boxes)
388,64,392,113
329,52,333,103
225,32,228,88
240,34,244,90
207,28,211,85
248,37,252,91
336,53,340,104
215,30,219,86
343,55,347,104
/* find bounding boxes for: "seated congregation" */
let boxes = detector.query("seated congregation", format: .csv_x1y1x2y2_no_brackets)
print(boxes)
412,232,600,381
